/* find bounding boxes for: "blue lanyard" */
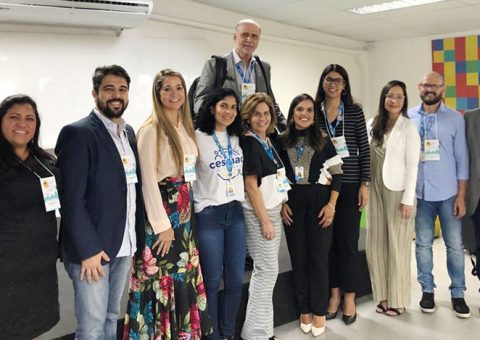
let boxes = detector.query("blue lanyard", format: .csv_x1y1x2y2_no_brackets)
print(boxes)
323,101,344,137
235,61,255,83
419,107,438,142
294,142,306,162
212,132,234,176
251,132,279,167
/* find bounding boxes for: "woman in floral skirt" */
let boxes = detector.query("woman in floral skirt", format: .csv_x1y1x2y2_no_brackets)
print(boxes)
123,69,212,339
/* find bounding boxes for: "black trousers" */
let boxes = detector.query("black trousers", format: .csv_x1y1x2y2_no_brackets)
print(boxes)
472,200,480,278
329,183,361,293
284,184,333,316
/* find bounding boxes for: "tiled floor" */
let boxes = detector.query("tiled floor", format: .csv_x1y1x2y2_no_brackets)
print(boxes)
275,239,480,340
41,238,480,339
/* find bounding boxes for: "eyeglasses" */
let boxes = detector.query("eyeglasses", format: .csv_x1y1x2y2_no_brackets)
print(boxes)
385,94,405,101
324,76,345,86
420,83,443,90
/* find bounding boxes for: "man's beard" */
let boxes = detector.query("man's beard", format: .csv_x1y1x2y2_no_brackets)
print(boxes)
421,92,442,106
96,98,128,119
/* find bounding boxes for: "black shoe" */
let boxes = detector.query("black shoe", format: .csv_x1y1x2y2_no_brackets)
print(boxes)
452,298,471,318
419,292,435,313
342,313,357,325
325,310,338,320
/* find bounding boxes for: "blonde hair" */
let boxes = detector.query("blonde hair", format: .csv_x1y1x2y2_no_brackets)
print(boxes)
140,69,196,172
241,92,276,134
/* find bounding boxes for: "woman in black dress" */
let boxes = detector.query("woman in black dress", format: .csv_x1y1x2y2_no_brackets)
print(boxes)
0,95,60,339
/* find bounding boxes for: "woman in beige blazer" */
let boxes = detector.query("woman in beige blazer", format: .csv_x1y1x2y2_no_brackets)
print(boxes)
366,80,421,316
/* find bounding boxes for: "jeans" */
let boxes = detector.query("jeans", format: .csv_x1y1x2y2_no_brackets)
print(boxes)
64,256,132,340
196,201,246,339
415,195,466,298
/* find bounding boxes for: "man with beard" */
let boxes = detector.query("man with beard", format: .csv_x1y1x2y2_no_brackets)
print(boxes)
55,65,145,339
408,71,470,318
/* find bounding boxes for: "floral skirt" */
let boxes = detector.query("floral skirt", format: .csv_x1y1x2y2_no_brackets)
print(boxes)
123,176,212,340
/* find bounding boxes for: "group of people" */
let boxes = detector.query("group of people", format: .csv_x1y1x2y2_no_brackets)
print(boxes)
1,17,479,340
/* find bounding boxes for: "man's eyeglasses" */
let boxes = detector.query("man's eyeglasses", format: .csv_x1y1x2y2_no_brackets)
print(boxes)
385,94,405,101
324,76,345,86
420,83,443,90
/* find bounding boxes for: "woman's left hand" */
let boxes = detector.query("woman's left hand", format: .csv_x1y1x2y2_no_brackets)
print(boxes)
358,185,369,211
399,204,413,220
318,204,335,228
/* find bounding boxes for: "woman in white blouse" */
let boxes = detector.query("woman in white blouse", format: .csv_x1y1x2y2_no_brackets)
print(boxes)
366,80,421,316
123,69,212,339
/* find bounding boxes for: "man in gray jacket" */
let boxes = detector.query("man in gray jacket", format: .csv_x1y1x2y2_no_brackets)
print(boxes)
194,19,286,131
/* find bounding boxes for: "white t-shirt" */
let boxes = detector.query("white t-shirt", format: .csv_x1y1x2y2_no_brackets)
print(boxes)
193,130,245,213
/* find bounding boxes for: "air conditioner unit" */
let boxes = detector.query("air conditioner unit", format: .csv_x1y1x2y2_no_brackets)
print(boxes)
0,0,154,30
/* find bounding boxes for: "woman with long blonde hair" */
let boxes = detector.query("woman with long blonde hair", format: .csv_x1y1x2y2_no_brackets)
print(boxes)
123,69,212,339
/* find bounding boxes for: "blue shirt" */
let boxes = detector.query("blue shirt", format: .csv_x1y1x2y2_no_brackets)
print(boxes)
408,103,469,201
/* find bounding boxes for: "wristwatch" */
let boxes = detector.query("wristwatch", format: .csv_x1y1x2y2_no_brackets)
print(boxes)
361,181,370,189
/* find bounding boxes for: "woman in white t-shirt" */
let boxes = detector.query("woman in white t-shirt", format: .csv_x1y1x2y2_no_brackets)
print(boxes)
240,93,290,340
193,87,246,340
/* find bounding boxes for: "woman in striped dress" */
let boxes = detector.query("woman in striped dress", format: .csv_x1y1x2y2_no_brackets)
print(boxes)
315,64,370,325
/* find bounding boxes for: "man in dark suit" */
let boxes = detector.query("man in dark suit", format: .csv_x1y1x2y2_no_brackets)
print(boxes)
465,108,480,283
55,65,144,340
194,19,286,131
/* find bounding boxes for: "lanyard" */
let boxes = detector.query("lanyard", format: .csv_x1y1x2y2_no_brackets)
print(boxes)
251,132,280,168
212,132,234,176
20,154,55,179
235,61,255,83
322,101,345,137
419,111,438,141
294,141,306,162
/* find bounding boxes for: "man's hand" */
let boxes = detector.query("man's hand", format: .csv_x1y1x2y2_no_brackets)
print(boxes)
281,203,294,226
453,195,466,219
80,251,110,284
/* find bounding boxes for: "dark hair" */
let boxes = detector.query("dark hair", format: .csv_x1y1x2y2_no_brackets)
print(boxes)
315,64,356,108
196,88,243,136
0,94,52,169
280,93,325,153
241,93,277,134
371,80,409,146
92,65,131,92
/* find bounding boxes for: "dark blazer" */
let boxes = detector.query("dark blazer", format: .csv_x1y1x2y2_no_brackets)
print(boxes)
465,109,480,215
55,111,145,264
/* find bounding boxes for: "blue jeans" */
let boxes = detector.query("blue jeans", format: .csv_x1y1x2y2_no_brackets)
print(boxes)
415,195,466,298
65,256,132,340
196,201,246,339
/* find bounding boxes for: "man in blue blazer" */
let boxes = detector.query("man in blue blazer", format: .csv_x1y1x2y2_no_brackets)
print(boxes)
55,65,145,340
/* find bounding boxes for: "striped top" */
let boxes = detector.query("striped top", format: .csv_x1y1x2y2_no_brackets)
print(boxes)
317,104,370,184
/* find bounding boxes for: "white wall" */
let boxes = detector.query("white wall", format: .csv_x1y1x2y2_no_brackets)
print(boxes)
367,29,480,118
0,0,368,149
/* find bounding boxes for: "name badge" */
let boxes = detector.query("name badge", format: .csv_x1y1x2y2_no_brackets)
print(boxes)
331,136,350,158
184,154,197,182
241,83,256,103
276,168,291,193
295,166,304,181
40,176,61,212
121,154,138,184
422,139,440,161
226,181,235,197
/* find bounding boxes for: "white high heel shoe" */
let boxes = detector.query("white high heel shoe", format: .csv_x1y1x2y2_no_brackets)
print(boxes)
300,322,312,333
311,325,325,336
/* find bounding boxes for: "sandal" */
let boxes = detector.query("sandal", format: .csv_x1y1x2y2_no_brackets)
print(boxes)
386,307,404,316
376,303,388,314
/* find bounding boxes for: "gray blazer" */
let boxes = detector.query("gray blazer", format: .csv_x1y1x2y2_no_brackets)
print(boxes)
194,51,286,130
465,108,480,215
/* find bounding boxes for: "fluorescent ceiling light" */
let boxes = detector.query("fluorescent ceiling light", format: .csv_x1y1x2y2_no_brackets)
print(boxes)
348,0,447,15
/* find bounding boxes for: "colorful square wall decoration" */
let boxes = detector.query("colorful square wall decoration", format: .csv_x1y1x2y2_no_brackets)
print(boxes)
432,35,480,113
